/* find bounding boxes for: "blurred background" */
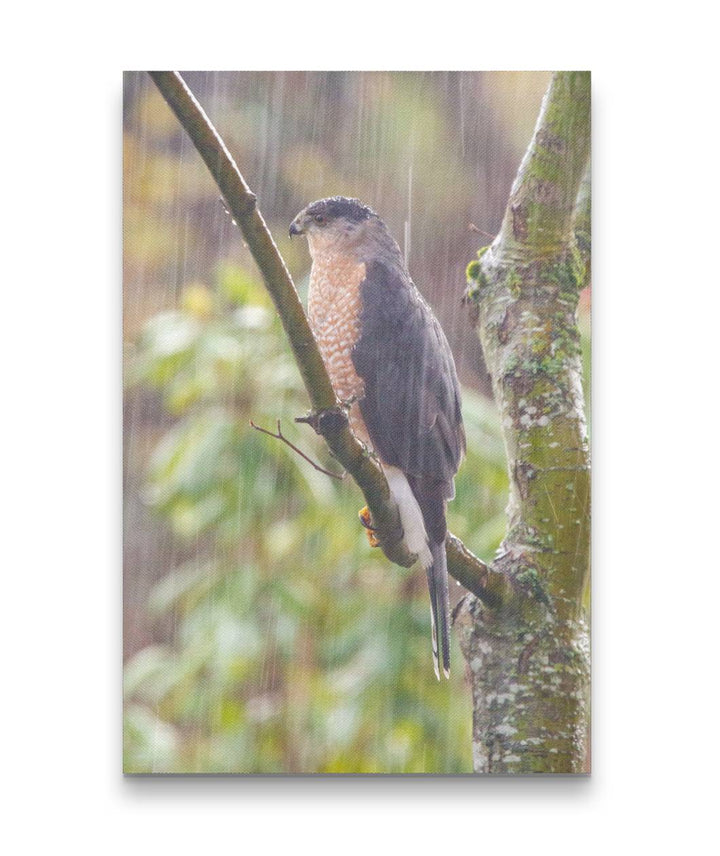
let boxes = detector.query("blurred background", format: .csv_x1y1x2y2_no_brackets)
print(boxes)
123,70,589,773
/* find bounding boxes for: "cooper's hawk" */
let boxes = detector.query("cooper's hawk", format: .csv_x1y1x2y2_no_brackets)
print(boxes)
290,197,465,679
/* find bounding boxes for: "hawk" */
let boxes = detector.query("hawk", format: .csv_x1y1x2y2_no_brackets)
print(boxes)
290,197,465,679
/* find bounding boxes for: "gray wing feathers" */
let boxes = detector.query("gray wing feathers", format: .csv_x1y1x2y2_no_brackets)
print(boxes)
351,260,465,487
352,260,462,680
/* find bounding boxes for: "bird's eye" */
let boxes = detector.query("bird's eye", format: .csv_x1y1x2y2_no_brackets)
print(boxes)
313,214,326,225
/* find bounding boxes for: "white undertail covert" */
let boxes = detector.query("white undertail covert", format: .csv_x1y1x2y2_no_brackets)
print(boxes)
383,465,433,569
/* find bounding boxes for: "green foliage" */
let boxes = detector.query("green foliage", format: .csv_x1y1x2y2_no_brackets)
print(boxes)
465,259,481,283
465,247,491,303
123,266,509,773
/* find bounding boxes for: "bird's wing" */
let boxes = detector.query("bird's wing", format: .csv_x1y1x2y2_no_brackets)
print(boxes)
351,259,466,511
352,259,464,678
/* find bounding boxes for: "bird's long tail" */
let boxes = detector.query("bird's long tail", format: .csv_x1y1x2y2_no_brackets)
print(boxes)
425,540,451,680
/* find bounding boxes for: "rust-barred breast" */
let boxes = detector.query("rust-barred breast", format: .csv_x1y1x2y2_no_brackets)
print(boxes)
307,250,371,445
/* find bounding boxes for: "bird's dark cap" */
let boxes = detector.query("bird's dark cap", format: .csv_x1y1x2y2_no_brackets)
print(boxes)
305,196,377,223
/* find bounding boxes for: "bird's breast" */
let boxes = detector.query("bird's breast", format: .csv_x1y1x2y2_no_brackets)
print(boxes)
308,253,370,444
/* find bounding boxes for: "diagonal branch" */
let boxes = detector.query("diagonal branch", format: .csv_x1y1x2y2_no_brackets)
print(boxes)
149,70,507,606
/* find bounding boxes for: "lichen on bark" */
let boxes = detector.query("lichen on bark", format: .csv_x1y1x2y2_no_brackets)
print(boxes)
458,71,591,774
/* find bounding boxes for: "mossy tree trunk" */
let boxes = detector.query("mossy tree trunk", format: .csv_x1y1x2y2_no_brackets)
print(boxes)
457,71,591,774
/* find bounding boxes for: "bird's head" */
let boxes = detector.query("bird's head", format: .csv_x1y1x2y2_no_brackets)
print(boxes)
289,196,383,259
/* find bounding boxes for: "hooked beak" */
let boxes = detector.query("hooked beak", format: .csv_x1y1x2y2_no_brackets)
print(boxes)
289,219,303,237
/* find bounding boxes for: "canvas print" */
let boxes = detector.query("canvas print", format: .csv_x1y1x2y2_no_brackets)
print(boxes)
123,71,591,774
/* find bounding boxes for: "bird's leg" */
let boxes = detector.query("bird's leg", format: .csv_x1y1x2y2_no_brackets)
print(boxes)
295,405,348,436
296,406,383,547
340,394,358,411
358,505,380,548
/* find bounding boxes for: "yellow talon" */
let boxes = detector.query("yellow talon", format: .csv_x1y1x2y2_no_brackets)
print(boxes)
358,505,373,529
358,506,380,548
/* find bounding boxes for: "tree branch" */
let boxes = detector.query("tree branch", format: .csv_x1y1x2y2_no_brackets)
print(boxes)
495,70,591,264
574,162,592,286
149,71,501,605
249,419,346,480
459,71,591,773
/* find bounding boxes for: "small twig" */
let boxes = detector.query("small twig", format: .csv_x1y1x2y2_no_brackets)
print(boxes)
250,419,346,480
468,223,496,239
294,414,316,429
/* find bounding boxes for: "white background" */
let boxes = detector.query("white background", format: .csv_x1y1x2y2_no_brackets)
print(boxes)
2,2,717,853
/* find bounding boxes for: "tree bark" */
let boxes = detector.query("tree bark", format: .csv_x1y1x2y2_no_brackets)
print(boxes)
458,71,591,774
